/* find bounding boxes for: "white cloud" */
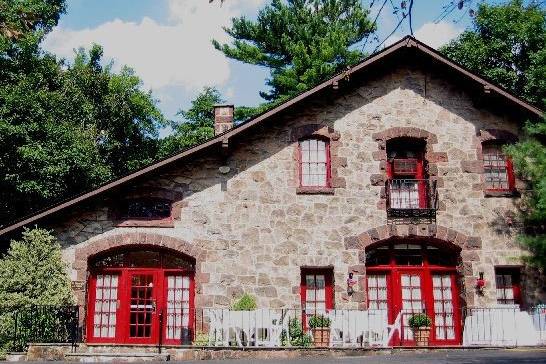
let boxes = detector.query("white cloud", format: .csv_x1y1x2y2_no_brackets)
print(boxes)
383,21,463,50
42,0,265,91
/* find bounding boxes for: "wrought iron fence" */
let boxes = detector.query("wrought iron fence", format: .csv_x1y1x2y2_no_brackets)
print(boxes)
1,305,80,352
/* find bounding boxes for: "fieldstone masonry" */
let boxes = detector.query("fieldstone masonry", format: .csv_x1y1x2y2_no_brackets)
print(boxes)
51,65,544,317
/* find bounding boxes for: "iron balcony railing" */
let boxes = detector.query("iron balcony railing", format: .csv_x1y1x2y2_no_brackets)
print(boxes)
386,179,438,222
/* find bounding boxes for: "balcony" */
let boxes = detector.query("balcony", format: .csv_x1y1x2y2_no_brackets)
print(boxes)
386,179,438,224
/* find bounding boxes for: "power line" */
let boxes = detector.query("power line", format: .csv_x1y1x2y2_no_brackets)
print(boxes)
373,11,408,53
408,0,414,35
361,0,389,53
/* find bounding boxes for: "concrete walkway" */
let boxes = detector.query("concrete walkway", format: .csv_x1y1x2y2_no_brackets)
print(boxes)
175,348,546,364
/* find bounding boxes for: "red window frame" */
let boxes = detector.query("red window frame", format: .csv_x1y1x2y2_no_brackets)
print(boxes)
365,243,462,346
387,156,427,209
300,268,334,327
298,138,331,188
482,142,515,192
495,267,522,306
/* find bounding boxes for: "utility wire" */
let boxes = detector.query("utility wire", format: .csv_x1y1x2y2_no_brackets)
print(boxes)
361,0,389,53
373,11,408,53
408,0,414,35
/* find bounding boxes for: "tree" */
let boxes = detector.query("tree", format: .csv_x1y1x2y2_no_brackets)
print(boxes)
213,0,375,102
442,0,546,269
160,87,223,157
0,0,65,47
441,0,546,107
0,228,73,353
0,1,167,226
0,228,73,306
505,119,546,270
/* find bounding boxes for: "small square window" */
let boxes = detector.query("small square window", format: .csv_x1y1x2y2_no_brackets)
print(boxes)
495,267,522,306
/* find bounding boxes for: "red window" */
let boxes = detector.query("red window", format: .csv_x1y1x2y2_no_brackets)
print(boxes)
386,149,427,209
301,269,334,321
495,267,522,306
482,143,515,191
299,139,330,187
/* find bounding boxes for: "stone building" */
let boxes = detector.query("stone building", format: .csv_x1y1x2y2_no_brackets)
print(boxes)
0,36,544,347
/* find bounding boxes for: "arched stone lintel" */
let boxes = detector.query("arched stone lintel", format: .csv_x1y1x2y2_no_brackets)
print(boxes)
344,224,481,252
344,224,481,309
73,232,207,282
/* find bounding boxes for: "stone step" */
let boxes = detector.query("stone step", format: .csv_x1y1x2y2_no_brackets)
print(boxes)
64,352,170,362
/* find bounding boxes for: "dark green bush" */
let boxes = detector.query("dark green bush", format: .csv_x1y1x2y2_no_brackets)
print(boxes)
408,313,431,328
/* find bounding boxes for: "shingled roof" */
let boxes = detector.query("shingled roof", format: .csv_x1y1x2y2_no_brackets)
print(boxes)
0,35,543,237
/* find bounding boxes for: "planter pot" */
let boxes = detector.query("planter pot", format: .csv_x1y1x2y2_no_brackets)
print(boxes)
412,326,431,346
312,327,330,347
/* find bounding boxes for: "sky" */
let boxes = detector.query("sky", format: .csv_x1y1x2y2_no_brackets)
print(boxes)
42,0,477,136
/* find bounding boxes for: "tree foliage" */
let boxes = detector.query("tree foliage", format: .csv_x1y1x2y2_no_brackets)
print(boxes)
0,228,73,306
442,0,546,269
0,0,166,225
160,87,223,157
213,0,375,101
505,120,546,270
441,0,546,107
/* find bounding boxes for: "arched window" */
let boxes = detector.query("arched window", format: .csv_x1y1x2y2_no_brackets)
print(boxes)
87,247,195,345
298,138,331,187
482,141,515,191
365,241,461,345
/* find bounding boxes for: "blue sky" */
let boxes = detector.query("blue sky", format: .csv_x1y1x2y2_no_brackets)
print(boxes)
43,0,478,135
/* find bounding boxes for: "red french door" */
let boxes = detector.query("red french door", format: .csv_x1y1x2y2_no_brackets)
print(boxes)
366,243,462,346
125,271,160,344
86,249,195,345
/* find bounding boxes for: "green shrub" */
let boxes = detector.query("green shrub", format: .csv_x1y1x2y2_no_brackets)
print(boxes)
408,313,431,328
281,318,312,347
0,228,74,354
192,331,209,346
230,293,257,311
308,315,331,329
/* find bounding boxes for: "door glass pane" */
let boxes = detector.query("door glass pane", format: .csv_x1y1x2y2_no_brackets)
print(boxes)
400,274,424,340
129,274,154,338
367,274,389,310
93,274,119,338
166,274,191,340
432,274,455,340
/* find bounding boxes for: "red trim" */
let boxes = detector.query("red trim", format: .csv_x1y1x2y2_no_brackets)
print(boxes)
300,268,334,329
495,267,522,306
387,156,428,209
482,142,516,192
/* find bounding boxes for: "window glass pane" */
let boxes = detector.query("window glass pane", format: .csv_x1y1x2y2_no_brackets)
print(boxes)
300,139,329,187
483,143,510,190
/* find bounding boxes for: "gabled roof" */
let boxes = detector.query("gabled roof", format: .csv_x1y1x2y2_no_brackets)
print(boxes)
0,35,543,237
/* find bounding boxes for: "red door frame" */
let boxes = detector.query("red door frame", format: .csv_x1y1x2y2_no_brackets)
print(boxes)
365,244,462,346
86,267,194,345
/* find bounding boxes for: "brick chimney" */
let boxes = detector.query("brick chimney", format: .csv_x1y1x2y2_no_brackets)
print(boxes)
214,104,234,135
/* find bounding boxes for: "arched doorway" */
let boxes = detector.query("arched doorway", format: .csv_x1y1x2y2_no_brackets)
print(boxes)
86,247,195,345
365,240,462,346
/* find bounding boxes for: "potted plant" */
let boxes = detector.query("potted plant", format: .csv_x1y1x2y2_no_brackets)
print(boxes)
408,313,432,346
308,315,331,347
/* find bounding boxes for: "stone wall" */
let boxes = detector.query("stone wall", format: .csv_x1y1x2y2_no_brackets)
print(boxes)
52,65,545,311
